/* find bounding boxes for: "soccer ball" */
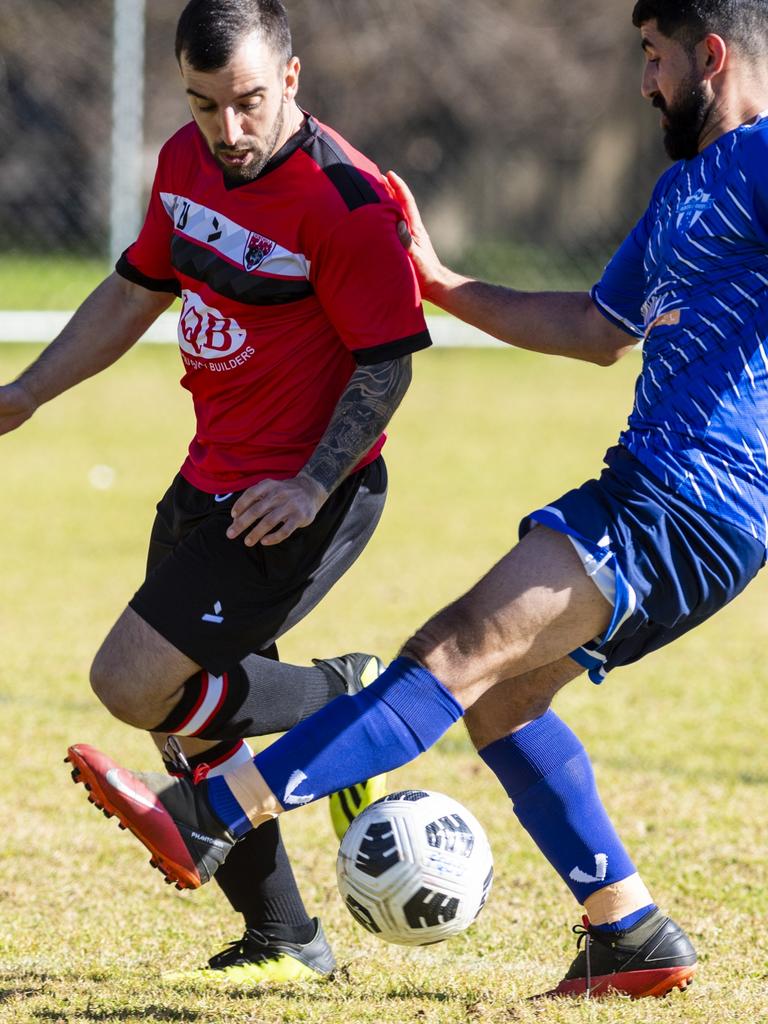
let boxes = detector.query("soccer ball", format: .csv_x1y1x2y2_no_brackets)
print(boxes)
336,789,493,946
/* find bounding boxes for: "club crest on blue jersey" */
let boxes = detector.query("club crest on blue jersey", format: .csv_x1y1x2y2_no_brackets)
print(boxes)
675,189,713,230
244,231,276,271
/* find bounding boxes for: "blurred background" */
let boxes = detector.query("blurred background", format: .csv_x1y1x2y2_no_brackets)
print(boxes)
3,11,768,1020
0,0,670,298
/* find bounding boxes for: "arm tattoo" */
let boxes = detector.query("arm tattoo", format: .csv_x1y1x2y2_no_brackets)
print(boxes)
303,355,412,494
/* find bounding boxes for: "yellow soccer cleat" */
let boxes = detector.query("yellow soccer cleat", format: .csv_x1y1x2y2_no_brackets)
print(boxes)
329,772,388,841
313,653,388,839
162,919,335,987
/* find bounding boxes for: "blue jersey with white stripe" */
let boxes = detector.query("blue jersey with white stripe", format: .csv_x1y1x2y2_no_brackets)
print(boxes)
592,113,768,552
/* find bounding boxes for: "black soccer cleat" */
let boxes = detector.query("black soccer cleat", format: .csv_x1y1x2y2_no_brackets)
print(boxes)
162,918,336,986
313,652,385,697
543,908,697,999
313,653,388,839
66,743,236,889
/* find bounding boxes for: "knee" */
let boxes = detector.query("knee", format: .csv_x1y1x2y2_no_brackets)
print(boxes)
89,648,154,729
400,598,484,693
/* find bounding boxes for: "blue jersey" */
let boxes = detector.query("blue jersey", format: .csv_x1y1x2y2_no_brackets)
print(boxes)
592,112,768,553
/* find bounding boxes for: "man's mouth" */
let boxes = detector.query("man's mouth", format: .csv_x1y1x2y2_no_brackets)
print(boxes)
218,150,252,167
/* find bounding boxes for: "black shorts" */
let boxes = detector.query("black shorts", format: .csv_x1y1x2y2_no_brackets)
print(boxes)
129,457,387,673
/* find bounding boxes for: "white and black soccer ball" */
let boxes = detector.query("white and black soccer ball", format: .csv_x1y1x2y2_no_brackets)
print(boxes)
336,789,493,946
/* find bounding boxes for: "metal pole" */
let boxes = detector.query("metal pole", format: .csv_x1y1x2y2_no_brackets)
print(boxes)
109,0,146,265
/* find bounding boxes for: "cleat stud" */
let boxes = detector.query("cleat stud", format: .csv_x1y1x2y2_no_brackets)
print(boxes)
102,809,112,819
175,883,183,891
84,783,92,791
70,770,80,782
118,822,126,830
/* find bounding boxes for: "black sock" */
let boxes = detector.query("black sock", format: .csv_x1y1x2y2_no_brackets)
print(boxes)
155,656,345,740
182,738,315,945
212,820,315,944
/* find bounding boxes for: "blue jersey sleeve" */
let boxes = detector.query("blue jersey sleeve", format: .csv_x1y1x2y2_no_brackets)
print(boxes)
590,220,649,339
591,165,680,339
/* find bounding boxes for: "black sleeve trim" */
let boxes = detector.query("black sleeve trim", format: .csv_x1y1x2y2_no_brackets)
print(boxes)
353,329,432,365
304,128,382,212
115,252,181,297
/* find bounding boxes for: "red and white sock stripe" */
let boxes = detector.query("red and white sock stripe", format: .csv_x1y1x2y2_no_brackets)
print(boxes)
173,671,229,737
203,739,254,778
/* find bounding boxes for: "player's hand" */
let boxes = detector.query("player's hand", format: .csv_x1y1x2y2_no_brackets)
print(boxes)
226,473,329,547
386,170,445,297
0,381,38,436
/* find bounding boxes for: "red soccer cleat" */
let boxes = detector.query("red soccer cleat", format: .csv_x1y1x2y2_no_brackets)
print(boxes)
540,909,697,999
66,743,236,890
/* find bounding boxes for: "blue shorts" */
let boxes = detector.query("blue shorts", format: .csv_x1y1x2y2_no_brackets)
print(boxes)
520,446,765,683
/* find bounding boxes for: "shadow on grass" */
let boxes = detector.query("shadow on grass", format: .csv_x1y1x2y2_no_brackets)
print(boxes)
0,987,45,1002
32,1009,207,1022
214,977,455,1004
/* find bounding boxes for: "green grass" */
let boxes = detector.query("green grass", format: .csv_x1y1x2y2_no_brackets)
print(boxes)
0,255,111,309
1,344,766,1023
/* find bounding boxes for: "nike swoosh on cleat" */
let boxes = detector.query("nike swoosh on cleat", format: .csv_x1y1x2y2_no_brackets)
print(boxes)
105,769,164,813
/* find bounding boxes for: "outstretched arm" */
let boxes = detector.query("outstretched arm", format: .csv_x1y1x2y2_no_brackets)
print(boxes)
0,273,174,435
387,171,636,367
228,355,411,547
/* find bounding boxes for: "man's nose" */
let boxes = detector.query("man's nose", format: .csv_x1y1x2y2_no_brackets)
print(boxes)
641,63,658,101
219,107,243,147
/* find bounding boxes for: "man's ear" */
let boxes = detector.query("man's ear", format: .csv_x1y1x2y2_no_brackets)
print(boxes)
700,32,727,77
283,55,301,102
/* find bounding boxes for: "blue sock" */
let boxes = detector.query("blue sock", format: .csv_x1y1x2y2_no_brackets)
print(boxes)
479,710,655,931
207,658,463,836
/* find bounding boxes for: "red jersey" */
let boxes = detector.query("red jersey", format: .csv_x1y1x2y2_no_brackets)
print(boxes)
117,115,431,492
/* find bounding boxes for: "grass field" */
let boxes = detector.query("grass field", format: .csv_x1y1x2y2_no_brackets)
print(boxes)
1,342,767,1024
0,256,112,310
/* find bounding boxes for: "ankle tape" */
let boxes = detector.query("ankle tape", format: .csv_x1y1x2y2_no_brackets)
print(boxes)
584,873,653,926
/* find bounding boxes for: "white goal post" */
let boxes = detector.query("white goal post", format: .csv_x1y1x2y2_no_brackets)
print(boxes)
110,0,146,265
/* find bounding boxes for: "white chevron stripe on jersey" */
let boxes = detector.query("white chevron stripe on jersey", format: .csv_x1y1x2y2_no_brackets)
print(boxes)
713,296,745,325
160,192,311,279
757,336,768,374
698,453,727,503
755,427,768,471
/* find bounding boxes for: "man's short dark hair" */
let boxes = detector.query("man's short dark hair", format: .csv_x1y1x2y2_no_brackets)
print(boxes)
176,0,292,70
632,0,768,56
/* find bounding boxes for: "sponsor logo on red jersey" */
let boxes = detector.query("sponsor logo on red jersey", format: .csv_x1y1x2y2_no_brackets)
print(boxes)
178,290,250,366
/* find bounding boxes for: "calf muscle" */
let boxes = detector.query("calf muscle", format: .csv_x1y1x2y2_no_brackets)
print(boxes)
464,656,584,750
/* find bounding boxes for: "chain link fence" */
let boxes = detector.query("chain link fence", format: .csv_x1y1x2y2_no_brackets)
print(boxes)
0,0,670,304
